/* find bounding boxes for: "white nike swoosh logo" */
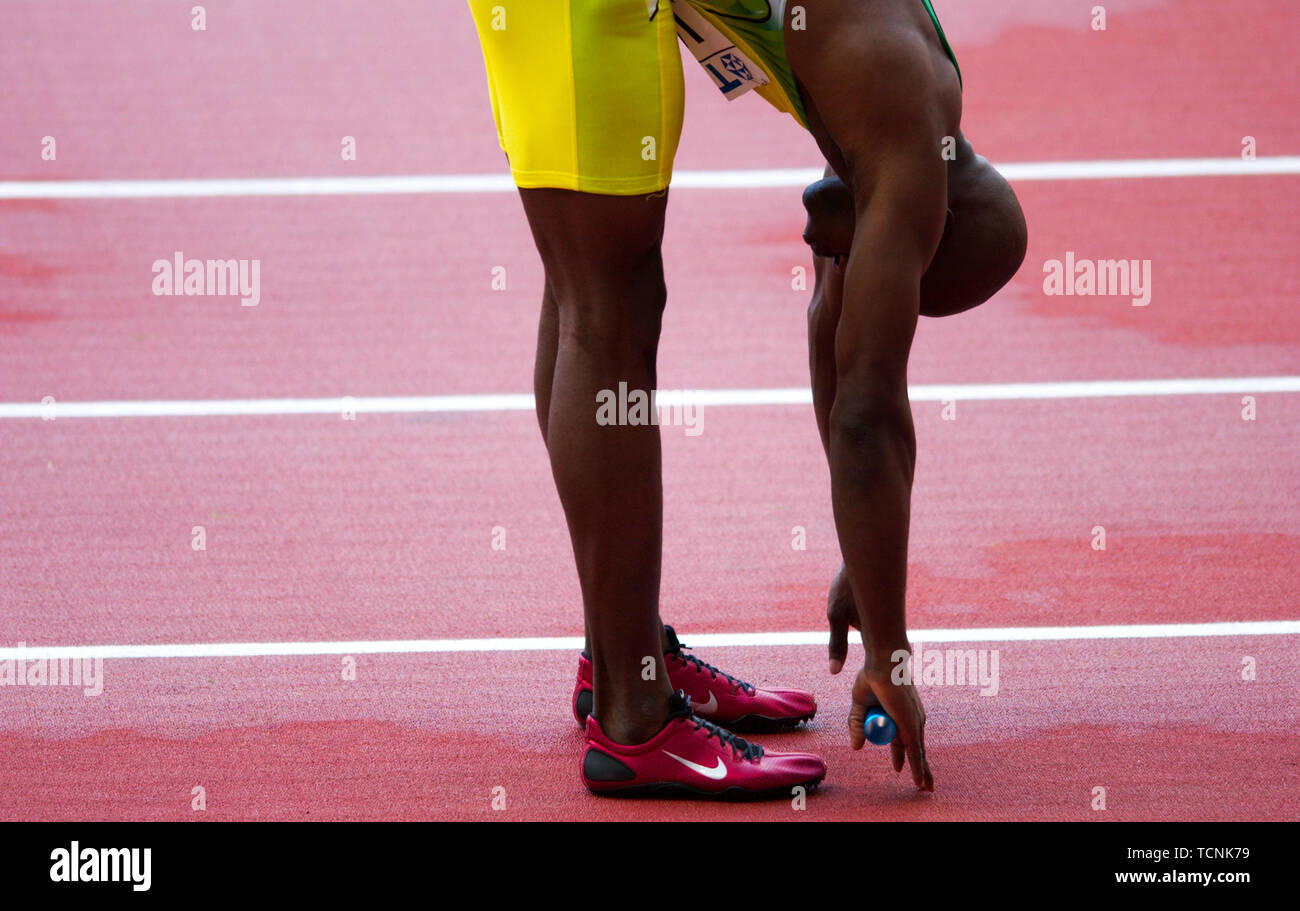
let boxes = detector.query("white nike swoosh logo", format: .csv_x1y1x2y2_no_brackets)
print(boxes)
692,692,719,715
663,751,728,780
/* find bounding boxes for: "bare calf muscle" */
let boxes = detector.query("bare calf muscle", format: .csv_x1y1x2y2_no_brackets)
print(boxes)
519,187,674,745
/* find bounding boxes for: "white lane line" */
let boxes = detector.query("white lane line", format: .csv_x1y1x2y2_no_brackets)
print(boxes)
2,377,1297,419
3,620,1297,661
0,156,1296,199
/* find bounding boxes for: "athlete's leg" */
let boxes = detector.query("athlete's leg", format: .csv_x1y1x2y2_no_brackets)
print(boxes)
520,188,674,744
467,0,685,743
534,281,558,439
538,262,674,662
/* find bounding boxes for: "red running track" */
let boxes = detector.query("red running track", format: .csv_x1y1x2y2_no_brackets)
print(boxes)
1,0,1298,820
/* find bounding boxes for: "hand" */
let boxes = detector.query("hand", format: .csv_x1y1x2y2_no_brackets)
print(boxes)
848,658,934,791
826,563,934,789
826,563,858,675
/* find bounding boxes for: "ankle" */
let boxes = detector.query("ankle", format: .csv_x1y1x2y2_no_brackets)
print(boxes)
595,691,672,745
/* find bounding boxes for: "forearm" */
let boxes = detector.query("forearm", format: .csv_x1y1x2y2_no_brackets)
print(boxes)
828,384,916,667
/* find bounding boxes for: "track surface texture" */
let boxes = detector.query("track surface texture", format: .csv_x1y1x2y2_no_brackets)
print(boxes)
1,0,1296,820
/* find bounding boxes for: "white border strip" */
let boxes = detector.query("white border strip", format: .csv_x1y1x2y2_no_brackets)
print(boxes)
0,157,1296,199
3,377,1297,419
3,620,1297,661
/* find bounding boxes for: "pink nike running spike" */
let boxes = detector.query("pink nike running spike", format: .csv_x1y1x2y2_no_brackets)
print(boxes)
582,691,827,799
572,625,817,731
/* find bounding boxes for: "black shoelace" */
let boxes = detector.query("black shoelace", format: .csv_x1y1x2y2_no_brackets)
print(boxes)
690,714,764,763
671,642,757,696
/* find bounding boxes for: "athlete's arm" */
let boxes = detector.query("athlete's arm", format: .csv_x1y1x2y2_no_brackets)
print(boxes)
804,170,862,678
785,0,964,790
830,137,945,790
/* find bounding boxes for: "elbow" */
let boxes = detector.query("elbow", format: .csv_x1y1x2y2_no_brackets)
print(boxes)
828,380,914,453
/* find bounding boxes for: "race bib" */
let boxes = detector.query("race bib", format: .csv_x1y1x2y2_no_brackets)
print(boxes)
673,2,770,101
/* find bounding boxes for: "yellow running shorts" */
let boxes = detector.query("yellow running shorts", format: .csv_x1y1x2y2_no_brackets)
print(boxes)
467,0,685,195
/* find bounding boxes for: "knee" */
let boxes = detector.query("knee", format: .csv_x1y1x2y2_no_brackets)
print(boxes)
562,304,663,369
554,264,666,365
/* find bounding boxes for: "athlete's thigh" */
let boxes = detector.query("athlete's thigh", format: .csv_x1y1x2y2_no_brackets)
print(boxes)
519,188,669,296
